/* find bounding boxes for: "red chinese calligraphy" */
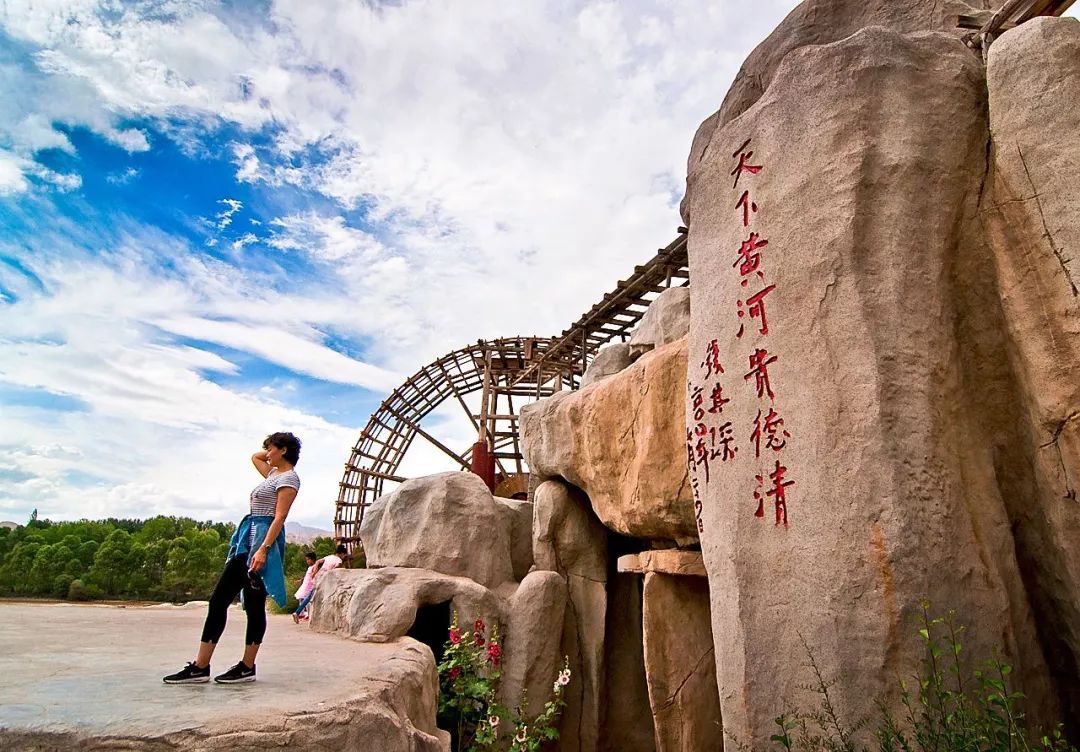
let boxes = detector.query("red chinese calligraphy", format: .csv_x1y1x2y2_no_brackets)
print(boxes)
744,348,778,401
744,283,776,336
732,232,768,277
701,339,724,379
751,407,790,457
753,460,793,526
736,190,758,227
713,422,737,462
708,382,729,414
730,138,763,190
690,384,705,422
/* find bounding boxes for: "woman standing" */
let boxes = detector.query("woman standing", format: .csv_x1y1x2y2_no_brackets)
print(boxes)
163,431,301,684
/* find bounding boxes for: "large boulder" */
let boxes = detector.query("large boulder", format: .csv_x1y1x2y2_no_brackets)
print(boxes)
683,25,1055,744
580,342,633,388
983,16,1080,723
682,0,995,222
521,338,696,543
628,286,691,359
642,573,721,752
499,571,568,719
310,567,506,644
494,497,534,582
532,480,608,752
360,471,515,589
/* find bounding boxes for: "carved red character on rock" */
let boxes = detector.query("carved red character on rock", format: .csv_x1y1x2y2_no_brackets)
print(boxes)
744,348,778,401
730,138,763,190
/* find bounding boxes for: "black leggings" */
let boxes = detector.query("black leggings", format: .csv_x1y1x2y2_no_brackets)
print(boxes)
200,555,267,646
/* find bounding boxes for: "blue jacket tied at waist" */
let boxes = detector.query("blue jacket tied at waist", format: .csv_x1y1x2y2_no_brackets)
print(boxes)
228,514,287,608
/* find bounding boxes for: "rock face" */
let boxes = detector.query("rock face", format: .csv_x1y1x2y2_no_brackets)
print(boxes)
580,342,633,388
682,0,996,222
360,471,515,589
495,497,534,582
983,16,1080,724
521,338,696,543
683,25,1056,744
499,571,568,719
628,286,691,359
642,573,721,752
311,567,505,644
532,479,609,752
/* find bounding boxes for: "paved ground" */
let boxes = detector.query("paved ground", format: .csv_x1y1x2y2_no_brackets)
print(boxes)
0,602,406,736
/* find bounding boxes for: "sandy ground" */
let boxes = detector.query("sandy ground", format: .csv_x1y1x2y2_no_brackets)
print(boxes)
0,601,404,736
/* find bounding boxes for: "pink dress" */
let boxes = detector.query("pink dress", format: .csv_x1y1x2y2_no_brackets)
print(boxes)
294,564,317,600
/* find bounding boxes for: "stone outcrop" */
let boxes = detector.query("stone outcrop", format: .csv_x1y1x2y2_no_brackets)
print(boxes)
360,471,515,589
494,497,534,582
310,567,505,644
682,0,996,222
580,342,633,388
982,16,1080,723
521,338,695,543
683,24,1056,743
628,286,691,359
499,571,568,719
532,479,609,752
642,573,721,752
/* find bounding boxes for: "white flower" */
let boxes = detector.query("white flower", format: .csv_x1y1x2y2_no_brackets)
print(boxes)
557,669,571,686
553,681,560,693
514,726,528,743
488,716,500,728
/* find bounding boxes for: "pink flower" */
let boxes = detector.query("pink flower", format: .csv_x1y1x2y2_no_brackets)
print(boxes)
487,642,502,666
449,628,461,645
448,666,462,680
557,669,571,686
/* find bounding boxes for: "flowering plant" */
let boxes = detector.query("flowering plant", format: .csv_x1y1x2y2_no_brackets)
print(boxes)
437,612,506,751
437,614,571,752
508,658,571,752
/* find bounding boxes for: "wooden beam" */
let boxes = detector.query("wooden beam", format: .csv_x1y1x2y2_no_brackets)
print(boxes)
382,402,472,470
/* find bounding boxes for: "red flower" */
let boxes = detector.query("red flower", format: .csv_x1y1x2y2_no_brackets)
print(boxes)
474,618,485,633
449,666,462,680
487,642,502,666
449,628,461,645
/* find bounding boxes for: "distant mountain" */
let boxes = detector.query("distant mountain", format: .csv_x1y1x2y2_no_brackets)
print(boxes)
285,521,334,545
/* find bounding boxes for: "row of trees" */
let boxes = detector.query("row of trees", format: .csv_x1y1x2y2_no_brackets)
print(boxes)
0,514,338,603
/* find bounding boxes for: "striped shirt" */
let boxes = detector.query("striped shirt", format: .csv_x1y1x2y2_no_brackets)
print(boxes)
248,468,300,546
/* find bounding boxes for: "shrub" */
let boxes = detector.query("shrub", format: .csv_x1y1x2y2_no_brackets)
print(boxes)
763,604,1077,752
52,573,75,599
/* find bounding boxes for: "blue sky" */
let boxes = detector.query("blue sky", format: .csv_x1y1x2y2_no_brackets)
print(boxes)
7,0,1035,529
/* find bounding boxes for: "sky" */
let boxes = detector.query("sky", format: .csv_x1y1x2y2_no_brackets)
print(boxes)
2,0,1005,530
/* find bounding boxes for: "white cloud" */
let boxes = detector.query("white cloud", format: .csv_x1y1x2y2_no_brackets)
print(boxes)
215,197,243,229
0,150,30,194
0,0,807,526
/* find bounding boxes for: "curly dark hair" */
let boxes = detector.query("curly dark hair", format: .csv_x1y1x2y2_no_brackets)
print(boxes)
263,431,301,465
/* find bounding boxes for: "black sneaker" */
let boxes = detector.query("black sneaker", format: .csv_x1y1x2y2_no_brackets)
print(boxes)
214,661,256,684
163,661,210,684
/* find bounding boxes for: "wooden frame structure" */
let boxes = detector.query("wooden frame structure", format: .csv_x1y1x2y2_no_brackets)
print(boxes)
958,0,1076,49
334,229,689,547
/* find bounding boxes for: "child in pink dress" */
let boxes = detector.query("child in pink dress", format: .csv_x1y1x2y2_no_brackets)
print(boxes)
292,552,318,622
292,545,348,623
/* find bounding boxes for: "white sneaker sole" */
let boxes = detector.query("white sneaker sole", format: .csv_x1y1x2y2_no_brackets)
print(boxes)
214,675,256,684
163,676,210,684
